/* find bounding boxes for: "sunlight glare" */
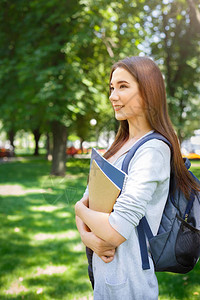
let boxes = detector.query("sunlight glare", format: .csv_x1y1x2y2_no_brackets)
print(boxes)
33,230,78,241
35,265,67,276
30,205,60,212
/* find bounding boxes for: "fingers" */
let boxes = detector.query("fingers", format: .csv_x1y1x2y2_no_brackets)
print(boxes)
103,249,115,257
96,238,116,251
100,255,114,263
95,247,115,257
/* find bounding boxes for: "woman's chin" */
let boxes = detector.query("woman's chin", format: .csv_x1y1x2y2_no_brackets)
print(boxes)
115,112,127,121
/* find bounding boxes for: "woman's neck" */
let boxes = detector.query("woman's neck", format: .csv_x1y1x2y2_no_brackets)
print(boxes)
127,118,153,141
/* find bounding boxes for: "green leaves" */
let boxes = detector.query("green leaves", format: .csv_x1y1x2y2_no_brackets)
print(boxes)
0,0,199,144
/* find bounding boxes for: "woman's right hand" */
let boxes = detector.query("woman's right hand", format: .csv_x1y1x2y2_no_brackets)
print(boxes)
83,231,116,263
76,215,116,262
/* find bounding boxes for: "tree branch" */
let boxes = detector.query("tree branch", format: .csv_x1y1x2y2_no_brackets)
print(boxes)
187,0,200,32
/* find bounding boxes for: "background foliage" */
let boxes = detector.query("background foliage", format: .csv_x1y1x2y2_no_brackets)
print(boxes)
0,1,200,298
0,0,199,174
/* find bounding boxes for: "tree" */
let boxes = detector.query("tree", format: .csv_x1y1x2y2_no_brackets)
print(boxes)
0,0,91,174
1,0,199,174
142,0,200,141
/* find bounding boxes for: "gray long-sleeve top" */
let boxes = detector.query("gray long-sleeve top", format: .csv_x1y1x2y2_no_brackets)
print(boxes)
84,134,171,300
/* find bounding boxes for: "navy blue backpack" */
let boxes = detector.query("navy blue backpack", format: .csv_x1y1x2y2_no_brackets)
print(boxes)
86,132,200,288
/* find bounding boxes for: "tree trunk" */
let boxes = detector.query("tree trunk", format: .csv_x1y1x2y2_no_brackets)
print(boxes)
80,137,84,153
33,128,41,156
46,132,50,158
177,98,185,144
46,132,53,160
8,129,15,149
187,0,200,31
51,121,67,176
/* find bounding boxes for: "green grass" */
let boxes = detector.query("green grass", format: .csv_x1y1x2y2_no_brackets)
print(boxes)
0,157,92,299
0,157,199,299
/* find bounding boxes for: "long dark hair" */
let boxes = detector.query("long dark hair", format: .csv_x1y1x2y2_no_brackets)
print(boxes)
103,56,200,198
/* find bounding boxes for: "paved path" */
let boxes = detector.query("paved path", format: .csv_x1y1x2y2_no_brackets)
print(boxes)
0,154,91,164
191,163,200,167
0,156,43,163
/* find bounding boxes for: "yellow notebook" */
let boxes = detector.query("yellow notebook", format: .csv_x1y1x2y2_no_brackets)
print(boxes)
88,159,121,213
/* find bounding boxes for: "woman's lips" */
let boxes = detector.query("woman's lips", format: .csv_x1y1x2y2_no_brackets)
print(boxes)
113,105,124,111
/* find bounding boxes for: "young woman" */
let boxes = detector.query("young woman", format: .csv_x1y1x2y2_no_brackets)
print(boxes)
75,56,199,300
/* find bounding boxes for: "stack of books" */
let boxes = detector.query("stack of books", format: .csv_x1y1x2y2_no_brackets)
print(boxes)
88,148,127,213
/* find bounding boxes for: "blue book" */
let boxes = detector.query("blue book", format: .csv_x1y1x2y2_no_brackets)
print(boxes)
88,148,127,212
90,148,126,190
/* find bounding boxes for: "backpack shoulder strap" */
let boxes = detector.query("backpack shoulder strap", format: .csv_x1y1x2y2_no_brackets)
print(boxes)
121,132,171,270
121,132,171,174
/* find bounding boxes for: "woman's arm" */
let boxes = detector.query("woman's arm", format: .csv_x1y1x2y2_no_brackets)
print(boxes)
76,216,115,263
75,200,126,247
75,195,117,261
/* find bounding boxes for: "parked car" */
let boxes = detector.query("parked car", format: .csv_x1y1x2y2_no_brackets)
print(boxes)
182,153,200,160
66,146,78,157
66,146,90,156
0,145,14,157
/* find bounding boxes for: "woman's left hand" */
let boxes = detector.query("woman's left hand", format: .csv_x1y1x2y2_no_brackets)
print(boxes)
79,197,89,207
75,196,89,216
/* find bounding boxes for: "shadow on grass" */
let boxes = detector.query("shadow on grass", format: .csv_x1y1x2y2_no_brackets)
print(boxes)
0,191,92,299
0,157,199,299
0,157,92,299
0,157,90,188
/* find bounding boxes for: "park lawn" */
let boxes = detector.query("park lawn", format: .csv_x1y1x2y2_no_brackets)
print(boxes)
0,157,200,300
0,157,93,300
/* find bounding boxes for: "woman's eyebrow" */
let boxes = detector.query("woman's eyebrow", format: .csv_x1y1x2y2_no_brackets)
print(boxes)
110,80,130,86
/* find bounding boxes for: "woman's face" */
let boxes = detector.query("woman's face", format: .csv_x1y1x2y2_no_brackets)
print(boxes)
109,67,145,122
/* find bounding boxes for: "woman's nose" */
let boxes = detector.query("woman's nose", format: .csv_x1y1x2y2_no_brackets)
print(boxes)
109,90,119,102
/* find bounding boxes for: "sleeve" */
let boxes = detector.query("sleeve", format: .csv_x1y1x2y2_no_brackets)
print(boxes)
109,145,170,240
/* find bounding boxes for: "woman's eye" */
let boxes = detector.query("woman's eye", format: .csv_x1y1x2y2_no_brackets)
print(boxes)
110,85,127,92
